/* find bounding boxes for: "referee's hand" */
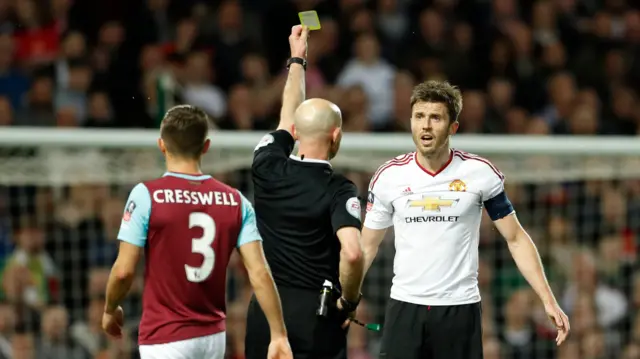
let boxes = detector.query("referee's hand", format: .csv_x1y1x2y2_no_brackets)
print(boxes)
336,299,355,329
289,25,309,59
544,302,570,346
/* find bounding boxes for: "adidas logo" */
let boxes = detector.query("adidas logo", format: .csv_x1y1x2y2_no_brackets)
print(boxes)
402,187,412,195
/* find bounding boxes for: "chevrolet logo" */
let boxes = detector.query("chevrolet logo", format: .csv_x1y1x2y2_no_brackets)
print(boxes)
408,196,459,212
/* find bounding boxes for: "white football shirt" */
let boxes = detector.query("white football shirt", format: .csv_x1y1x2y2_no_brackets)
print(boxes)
364,150,512,306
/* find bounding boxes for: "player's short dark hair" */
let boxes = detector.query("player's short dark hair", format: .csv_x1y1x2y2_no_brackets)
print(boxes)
410,80,463,123
160,105,210,159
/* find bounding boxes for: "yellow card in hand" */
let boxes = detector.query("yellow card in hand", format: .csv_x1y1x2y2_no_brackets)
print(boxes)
298,11,321,30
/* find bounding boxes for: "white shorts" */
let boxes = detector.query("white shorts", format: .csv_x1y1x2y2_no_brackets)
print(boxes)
139,332,226,359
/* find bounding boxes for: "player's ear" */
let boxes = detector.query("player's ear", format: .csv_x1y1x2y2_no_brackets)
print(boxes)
291,125,299,140
449,121,459,135
158,138,166,154
202,139,211,154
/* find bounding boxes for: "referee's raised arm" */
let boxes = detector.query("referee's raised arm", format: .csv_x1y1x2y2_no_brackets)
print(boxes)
246,24,365,359
277,25,308,134
251,25,308,178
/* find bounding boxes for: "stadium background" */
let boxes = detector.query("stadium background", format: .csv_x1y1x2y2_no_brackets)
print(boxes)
0,0,639,358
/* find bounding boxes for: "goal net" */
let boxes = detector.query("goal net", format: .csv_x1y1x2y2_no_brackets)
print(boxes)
0,128,638,356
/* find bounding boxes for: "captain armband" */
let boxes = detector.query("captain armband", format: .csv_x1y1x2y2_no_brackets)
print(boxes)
483,191,514,221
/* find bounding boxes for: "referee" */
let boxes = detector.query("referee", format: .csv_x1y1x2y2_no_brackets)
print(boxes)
245,25,365,359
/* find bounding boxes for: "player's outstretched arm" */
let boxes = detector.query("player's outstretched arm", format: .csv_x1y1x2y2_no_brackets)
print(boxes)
493,214,570,345
238,241,288,338
277,25,308,134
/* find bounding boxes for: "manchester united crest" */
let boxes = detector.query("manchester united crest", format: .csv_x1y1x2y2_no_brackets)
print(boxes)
449,179,467,192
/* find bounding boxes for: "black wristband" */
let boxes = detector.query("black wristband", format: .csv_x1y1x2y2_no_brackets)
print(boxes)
286,57,307,71
339,294,362,312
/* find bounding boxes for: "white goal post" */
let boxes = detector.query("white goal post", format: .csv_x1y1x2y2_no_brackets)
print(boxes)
0,127,639,185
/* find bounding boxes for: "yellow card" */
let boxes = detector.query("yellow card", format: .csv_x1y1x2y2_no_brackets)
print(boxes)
298,11,321,30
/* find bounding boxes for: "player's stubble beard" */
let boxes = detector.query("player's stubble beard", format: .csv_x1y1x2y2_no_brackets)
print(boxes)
414,125,451,161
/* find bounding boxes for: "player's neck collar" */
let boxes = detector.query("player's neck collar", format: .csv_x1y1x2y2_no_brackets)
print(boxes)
163,172,212,180
289,154,332,167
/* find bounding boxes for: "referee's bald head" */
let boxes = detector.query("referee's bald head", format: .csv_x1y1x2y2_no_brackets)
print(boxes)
293,99,342,137
293,98,343,159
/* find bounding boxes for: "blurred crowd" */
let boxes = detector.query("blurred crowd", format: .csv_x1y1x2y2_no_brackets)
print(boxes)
0,0,639,133
0,0,640,358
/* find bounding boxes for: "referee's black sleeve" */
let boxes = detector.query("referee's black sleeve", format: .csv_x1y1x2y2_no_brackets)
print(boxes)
330,178,362,233
252,130,295,175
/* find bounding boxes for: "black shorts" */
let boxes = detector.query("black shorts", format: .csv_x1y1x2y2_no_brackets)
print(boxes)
245,286,348,359
380,299,483,359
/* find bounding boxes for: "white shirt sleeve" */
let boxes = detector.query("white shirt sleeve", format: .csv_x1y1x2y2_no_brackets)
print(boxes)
480,163,506,202
363,172,393,230
477,160,515,220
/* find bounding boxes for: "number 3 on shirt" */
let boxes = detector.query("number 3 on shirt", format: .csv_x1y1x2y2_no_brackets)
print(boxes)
185,212,216,283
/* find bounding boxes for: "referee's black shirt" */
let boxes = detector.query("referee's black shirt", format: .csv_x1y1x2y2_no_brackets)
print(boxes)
252,130,362,291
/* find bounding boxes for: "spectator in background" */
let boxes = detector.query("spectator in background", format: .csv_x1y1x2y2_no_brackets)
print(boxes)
339,85,369,132
220,84,255,130
337,32,394,130
458,90,488,133
485,77,514,132
386,71,414,131
37,305,87,359
181,51,226,119
10,330,36,359
605,86,637,135
1,219,58,314
213,0,256,90
483,337,502,359
84,91,114,127
70,297,107,357
539,72,576,130
54,31,87,90
12,0,59,66
562,249,627,330
53,59,92,125
545,214,577,285
94,330,133,359
622,343,640,359
14,74,55,126
0,34,29,110
87,197,121,267
376,0,408,45
500,289,552,358
556,340,580,359
580,327,608,359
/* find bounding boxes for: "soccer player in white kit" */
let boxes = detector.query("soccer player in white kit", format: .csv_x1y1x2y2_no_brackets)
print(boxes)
360,81,570,359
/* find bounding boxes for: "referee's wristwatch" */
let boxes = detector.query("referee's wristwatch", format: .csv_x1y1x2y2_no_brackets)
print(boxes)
339,294,362,312
286,57,307,71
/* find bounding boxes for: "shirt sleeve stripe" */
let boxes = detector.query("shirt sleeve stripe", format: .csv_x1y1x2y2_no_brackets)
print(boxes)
369,154,413,190
453,150,504,180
